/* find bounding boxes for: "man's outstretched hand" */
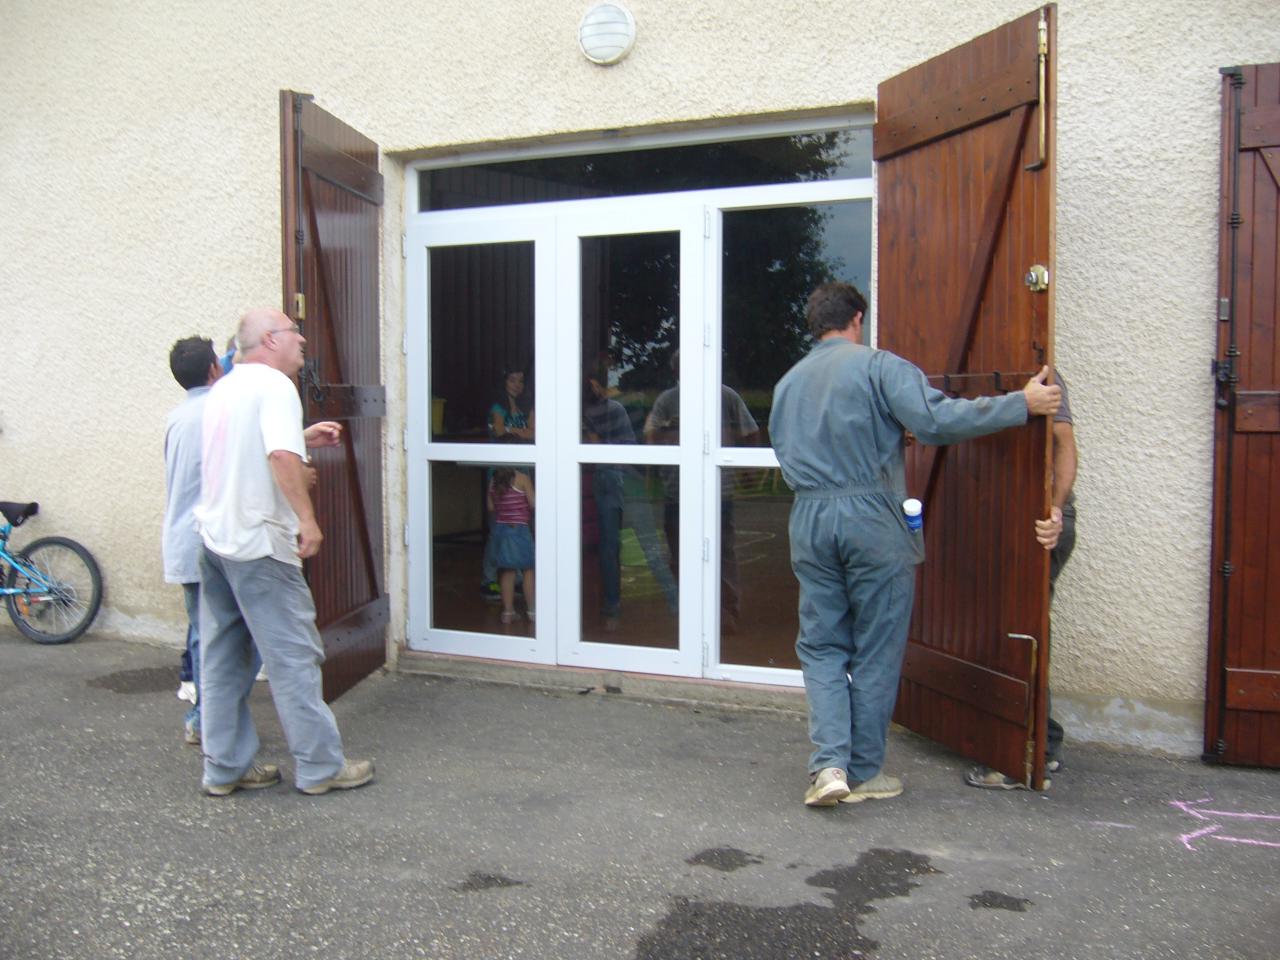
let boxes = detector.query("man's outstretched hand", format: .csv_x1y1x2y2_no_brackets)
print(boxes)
304,421,343,448
1023,367,1062,417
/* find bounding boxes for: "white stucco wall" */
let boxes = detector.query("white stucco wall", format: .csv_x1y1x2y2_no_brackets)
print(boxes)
3,0,1277,752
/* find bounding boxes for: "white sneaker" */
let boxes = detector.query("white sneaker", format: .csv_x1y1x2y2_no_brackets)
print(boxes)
804,767,851,806
177,681,198,705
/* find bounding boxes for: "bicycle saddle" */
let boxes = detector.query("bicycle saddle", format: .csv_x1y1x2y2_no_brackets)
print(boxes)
0,502,39,527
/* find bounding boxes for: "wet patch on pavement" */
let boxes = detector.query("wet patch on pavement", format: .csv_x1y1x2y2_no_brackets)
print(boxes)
686,847,764,872
454,872,526,892
636,848,939,958
86,666,179,694
969,890,1032,912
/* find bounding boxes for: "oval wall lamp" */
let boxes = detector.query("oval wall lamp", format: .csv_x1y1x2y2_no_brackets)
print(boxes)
579,3,636,65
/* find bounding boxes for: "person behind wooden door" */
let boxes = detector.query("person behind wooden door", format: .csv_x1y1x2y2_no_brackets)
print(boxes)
966,367,1077,789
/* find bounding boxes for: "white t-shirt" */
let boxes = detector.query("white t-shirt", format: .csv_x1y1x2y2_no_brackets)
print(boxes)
195,363,308,566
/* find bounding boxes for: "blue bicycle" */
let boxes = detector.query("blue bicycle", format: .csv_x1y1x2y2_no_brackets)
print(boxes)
1,502,102,644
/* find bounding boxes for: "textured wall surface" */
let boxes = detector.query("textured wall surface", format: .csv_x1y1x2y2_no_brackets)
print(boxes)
3,0,1278,749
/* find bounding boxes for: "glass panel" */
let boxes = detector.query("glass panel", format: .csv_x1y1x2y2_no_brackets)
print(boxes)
421,129,872,211
718,467,799,669
580,463,678,648
431,462,535,636
722,201,872,446
429,242,536,443
580,233,679,446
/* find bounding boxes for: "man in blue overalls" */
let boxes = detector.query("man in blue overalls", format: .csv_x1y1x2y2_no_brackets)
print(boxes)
769,282,1062,807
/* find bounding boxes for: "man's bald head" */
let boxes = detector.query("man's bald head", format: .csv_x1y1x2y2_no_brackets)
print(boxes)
235,307,306,375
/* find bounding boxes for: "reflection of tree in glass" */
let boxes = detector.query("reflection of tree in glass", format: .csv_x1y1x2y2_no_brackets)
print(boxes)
600,233,680,392
594,134,850,394
722,205,839,397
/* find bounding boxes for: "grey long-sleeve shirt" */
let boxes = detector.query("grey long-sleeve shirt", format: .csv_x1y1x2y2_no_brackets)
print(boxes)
769,339,1028,496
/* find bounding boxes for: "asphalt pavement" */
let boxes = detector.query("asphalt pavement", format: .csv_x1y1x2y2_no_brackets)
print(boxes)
1,625,1276,960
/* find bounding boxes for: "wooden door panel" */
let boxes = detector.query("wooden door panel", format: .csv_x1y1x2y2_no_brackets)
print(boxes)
281,92,388,702
876,7,1055,788
1207,63,1280,768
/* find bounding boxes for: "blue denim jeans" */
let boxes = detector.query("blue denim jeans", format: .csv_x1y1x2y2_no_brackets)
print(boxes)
593,469,624,616
182,582,261,736
181,583,201,732
198,549,344,790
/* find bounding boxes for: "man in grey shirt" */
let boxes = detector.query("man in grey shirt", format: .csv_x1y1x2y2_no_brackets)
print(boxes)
163,336,224,745
769,282,1061,807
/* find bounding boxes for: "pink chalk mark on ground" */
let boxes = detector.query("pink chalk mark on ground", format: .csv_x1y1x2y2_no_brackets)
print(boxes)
1172,798,1280,850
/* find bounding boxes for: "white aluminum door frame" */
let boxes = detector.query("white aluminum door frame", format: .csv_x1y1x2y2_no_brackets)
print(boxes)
552,200,707,676
698,181,874,688
404,177,873,681
405,214,557,663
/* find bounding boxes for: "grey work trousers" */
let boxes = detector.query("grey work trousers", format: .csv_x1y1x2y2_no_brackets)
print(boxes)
198,548,345,790
790,489,918,782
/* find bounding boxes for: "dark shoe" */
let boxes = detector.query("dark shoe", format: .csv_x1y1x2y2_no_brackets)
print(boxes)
804,767,851,807
838,771,903,803
300,759,374,796
203,762,281,797
479,582,502,602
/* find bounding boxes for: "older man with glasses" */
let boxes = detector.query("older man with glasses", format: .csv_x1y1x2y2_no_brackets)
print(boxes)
193,307,374,797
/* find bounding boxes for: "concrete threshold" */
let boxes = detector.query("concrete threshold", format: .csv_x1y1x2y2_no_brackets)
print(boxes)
394,649,809,718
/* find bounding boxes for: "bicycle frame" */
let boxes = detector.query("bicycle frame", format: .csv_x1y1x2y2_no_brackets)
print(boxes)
0,523,57,597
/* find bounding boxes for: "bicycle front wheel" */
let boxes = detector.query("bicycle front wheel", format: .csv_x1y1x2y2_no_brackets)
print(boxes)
5,536,103,644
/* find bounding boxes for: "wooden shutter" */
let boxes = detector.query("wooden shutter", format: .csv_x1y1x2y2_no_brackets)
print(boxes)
1206,63,1280,767
280,91,388,702
875,7,1056,788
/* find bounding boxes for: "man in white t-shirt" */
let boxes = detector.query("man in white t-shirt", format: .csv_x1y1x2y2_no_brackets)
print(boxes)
193,307,373,797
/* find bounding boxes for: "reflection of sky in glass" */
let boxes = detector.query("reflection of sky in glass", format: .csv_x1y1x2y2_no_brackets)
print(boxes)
818,201,872,289
816,130,873,181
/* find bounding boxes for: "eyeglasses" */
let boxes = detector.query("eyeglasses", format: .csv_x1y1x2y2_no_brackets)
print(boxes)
267,323,301,337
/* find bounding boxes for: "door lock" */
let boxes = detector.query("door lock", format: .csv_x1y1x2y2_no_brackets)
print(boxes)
1024,264,1050,292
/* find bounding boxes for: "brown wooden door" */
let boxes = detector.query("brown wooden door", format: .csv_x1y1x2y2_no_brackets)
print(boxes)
875,7,1056,788
280,91,388,702
1205,63,1280,768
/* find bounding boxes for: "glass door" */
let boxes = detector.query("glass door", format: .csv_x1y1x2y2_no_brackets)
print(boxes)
406,215,557,663
552,204,706,675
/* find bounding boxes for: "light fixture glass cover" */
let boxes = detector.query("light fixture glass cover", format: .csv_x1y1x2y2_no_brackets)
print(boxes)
578,3,636,65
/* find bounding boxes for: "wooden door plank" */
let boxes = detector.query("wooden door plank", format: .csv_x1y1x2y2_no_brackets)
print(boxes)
1240,104,1280,149
876,7,1054,787
1234,392,1280,431
281,91,387,703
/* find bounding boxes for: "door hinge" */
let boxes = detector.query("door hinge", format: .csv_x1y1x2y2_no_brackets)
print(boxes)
403,427,409,451
1217,297,1230,321
293,292,306,322
703,208,711,238
401,233,408,259
1213,354,1238,409
702,537,710,562
703,323,711,347
402,331,409,356
403,523,410,547
702,642,710,671
1220,561,1235,577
